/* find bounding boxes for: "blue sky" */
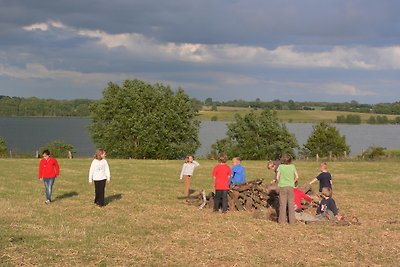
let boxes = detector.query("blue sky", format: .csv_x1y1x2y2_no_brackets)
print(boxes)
1,0,400,103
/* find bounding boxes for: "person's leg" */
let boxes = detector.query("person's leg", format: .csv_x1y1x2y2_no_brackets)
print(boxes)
278,187,288,224
214,190,221,211
287,187,296,224
43,179,50,201
43,178,55,202
99,179,106,206
94,181,100,205
221,190,228,212
183,175,190,197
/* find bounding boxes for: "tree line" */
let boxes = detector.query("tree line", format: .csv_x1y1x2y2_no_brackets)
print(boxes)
2,94,400,117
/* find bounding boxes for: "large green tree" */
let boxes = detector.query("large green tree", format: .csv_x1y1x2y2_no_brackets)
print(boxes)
301,122,350,158
210,110,298,160
89,79,200,159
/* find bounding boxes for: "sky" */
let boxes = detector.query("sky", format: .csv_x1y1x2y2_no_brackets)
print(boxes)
1,0,400,103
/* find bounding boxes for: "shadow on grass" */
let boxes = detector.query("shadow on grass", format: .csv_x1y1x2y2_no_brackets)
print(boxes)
105,193,122,206
54,191,78,201
177,189,197,200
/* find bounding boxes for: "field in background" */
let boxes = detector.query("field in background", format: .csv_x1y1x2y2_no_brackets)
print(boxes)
199,106,400,123
1,159,400,266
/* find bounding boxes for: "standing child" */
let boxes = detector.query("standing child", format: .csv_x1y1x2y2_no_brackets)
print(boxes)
89,149,111,207
212,153,231,213
230,157,246,186
309,162,332,193
276,153,299,224
38,149,60,204
179,155,200,198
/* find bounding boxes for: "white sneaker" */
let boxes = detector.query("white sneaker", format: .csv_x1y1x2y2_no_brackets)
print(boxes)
45,200,51,204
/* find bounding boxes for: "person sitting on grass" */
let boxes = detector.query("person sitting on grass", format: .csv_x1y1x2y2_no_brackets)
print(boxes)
212,153,231,213
309,162,332,193
293,182,317,222
229,157,246,186
316,187,342,221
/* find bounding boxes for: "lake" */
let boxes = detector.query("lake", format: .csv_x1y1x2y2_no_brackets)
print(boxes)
0,117,399,157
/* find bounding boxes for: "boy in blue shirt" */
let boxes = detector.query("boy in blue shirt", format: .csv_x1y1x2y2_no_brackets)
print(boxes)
309,162,332,192
230,157,246,186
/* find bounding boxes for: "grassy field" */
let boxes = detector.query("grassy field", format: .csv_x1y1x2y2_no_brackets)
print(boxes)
198,106,400,123
1,159,400,266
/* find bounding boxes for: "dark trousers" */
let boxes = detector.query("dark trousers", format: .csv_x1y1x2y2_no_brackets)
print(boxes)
214,190,228,212
94,179,107,206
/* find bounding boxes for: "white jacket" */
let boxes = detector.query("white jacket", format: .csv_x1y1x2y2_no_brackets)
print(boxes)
89,159,111,182
180,160,200,179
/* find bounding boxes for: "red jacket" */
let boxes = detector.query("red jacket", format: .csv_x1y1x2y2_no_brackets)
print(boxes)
293,187,313,211
38,157,60,179
212,163,232,190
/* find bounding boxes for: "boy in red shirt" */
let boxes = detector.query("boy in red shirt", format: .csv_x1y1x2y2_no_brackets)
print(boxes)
38,149,60,204
212,153,231,213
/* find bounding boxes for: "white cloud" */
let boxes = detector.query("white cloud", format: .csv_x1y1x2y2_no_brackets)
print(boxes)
20,21,400,70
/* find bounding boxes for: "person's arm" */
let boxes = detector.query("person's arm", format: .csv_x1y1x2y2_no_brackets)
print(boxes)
275,171,281,184
329,199,338,216
309,178,317,184
53,159,60,177
192,160,200,168
88,160,95,183
105,160,111,182
294,169,299,183
179,164,185,180
301,192,313,203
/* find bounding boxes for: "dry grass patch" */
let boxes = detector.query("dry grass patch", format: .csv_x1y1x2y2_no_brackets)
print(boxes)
1,159,400,266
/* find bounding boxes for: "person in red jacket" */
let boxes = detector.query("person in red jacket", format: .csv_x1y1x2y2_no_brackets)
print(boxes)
38,149,60,204
212,153,231,213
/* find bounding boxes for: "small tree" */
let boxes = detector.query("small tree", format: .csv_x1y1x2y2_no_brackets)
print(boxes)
0,136,7,157
39,140,75,158
301,122,350,158
210,110,298,160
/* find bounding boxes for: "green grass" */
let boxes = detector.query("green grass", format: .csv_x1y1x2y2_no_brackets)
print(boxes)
199,106,400,123
1,159,400,266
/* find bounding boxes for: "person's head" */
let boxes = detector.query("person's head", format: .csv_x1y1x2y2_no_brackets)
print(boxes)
320,162,328,172
280,153,293,165
321,187,332,198
94,148,106,160
42,149,50,159
267,160,276,170
232,157,241,166
185,155,194,163
218,153,228,163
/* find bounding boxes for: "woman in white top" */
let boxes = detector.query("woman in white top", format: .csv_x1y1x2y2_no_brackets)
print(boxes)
180,155,200,197
89,148,111,207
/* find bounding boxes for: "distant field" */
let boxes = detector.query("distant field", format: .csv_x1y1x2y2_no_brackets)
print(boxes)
1,159,400,266
199,106,400,123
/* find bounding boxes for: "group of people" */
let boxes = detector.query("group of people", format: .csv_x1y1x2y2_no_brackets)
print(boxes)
180,154,246,213
180,153,341,224
38,148,111,207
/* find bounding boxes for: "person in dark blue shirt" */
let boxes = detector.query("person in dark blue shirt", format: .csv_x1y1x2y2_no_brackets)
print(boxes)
310,162,332,192
229,157,246,186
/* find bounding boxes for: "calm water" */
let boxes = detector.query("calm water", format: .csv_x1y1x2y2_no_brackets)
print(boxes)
0,118,399,156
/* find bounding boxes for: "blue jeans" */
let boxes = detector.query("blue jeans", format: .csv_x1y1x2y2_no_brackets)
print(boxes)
43,178,56,201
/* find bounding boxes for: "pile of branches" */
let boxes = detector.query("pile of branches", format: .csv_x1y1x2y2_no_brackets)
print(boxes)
186,179,280,211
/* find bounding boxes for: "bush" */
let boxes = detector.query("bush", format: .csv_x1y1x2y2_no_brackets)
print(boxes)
361,146,386,160
0,136,7,157
38,140,75,158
